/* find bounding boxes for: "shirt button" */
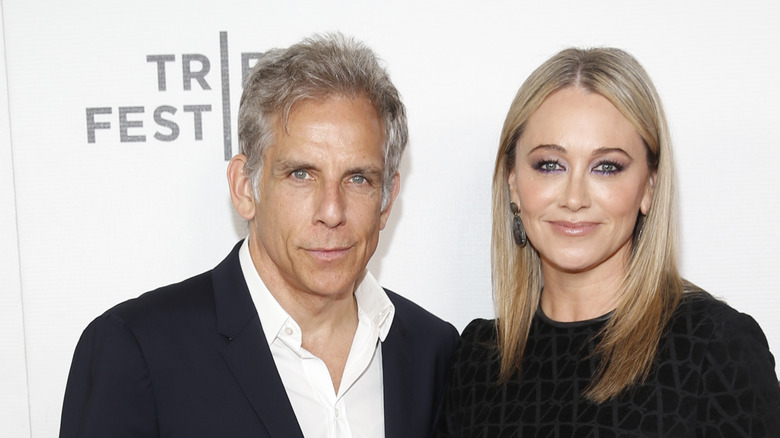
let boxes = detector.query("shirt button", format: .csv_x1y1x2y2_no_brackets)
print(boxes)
284,327,293,336
335,408,340,418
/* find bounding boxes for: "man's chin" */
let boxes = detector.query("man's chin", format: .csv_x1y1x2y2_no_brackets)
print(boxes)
297,274,360,299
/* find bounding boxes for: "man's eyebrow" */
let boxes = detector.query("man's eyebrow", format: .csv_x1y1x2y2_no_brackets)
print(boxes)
273,159,316,172
345,166,383,177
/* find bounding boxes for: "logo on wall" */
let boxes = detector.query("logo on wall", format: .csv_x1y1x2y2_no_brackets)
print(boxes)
85,32,261,160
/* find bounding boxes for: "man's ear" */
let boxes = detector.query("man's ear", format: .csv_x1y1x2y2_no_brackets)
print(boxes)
379,172,401,230
227,154,256,221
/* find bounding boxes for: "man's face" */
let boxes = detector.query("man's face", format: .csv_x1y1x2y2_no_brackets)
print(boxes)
247,95,396,301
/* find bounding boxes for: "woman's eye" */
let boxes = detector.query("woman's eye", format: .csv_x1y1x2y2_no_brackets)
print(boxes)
536,160,562,173
593,161,623,174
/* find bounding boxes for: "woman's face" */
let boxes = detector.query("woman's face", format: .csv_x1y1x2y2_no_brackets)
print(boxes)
508,86,655,277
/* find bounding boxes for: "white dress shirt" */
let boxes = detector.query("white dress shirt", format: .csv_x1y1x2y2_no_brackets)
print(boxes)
238,239,395,438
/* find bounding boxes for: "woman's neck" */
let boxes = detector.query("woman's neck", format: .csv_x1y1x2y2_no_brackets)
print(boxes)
539,259,625,322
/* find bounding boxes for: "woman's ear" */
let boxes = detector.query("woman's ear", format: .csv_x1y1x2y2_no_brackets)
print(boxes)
640,171,656,215
508,168,519,205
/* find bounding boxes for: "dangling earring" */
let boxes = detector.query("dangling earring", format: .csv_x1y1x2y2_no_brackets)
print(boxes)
510,202,527,247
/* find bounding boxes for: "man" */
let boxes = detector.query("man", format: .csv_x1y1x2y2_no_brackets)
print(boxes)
60,33,458,438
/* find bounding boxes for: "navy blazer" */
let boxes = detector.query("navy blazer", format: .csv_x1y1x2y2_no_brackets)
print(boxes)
60,242,459,437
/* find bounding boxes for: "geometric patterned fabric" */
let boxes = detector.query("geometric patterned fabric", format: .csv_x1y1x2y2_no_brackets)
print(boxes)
435,291,780,437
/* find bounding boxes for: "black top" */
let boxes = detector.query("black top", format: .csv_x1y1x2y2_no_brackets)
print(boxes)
436,291,780,437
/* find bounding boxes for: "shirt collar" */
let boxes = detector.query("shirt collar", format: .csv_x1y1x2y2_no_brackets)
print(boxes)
239,238,290,345
354,270,395,341
238,238,395,345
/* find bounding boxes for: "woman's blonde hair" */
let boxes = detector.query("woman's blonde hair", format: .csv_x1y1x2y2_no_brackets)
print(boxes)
492,47,683,403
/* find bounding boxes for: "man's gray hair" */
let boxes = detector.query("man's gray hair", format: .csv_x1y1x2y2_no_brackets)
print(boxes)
238,33,408,209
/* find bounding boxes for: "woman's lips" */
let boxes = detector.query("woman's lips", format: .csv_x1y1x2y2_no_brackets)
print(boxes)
549,221,599,236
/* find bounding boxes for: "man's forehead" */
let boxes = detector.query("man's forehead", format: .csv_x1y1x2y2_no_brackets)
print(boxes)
280,92,378,120
268,147,385,173
264,96,386,165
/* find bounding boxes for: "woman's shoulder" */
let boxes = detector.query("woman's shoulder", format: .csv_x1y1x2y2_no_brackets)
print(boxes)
460,318,498,343
668,284,780,433
448,318,502,384
675,287,731,322
452,318,500,364
673,284,767,342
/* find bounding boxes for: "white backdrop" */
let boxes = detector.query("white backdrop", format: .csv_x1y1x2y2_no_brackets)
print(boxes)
2,1,779,436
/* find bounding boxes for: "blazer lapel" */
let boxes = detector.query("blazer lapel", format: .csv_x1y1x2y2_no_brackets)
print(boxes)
381,314,413,438
212,242,304,438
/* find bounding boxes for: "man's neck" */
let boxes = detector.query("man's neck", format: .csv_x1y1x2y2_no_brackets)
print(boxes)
280,291,358,393
249,240,360,393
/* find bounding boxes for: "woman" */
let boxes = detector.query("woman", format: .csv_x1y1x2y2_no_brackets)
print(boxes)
436,48,780,437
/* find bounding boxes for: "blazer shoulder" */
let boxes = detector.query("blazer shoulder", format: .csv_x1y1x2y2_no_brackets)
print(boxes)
103,270,216,330
92,242,245,330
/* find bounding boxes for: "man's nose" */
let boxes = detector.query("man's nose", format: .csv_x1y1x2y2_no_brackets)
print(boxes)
314,181,347,228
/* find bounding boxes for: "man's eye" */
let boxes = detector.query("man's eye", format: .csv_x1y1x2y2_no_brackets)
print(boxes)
350,175,367,184
292,170,310,180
